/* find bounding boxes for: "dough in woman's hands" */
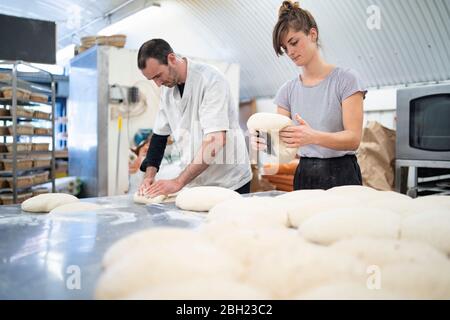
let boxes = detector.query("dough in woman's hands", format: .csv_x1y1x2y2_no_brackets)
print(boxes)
247,112,297,163
50,202,103,214
299,207,401,245
21,193,79,213
175,186,241,212
133,192,166,204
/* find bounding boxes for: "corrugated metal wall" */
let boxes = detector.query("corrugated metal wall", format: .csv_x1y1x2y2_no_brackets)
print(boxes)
1,0,449,99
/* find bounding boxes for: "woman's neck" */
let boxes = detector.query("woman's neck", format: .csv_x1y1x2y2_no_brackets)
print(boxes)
302,51,333,81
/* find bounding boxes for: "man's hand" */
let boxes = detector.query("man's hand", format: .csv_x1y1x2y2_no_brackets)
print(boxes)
280,114,317,148
145,178,184,198
138,167,158,195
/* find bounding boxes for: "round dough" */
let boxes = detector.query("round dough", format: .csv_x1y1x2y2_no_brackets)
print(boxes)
133,192,166,204
413,195,450,210
401,209,450,254
199,223,307,267
276,189,326,201
299,207,402,245
381,261,450,299
327,185,381,202
21,193,79,213
49,202,103,214
281,194,363,228
124,279,270,300
246,244,366,298
368,197,416,217
102,227,207,268
207,196,289,229
247,112,297,163
295,282,403,300
175,186,241,212
331,237,449,267
95,240,243,299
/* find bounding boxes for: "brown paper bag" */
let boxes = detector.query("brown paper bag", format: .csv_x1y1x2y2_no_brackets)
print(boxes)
356,121,396,191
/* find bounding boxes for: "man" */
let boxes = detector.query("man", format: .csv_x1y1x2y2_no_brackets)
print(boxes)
137,39,252,197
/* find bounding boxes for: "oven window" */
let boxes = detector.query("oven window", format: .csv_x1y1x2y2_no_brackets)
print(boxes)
410,94,450,151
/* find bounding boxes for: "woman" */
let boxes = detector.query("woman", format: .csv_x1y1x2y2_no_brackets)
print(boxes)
253,0,366,190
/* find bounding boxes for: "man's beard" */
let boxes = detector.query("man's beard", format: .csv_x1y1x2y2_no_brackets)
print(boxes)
165,65,178,87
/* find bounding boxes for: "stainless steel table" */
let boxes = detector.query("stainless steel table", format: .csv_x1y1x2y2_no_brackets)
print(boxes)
0,191,283,299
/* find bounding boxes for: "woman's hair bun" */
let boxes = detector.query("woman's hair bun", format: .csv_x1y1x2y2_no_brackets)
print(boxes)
278,1,300,18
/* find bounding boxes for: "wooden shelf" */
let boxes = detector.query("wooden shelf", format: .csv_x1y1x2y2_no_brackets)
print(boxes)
0,166,51,175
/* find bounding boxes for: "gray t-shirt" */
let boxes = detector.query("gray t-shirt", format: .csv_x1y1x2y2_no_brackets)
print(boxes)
274,67,367,159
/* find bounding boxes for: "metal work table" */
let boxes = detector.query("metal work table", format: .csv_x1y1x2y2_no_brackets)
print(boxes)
0,191,283,299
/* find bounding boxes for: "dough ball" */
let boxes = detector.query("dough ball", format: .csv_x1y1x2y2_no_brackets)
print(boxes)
21,193,79,213
368,197,416,217
102,227,206,268
276,189,326,201
207,196,289,229
96,240,243,299
281,194,363,228
175,186,241,212
299,207,401,245
49,202,103,214
331,237,449,267
124,279,270,300
381,261,450,299
247,112,297,163
326,185,380,202
294,282,403,300
245,244,366,298
199,223,307,267
401,209,450,254
133,192,166,204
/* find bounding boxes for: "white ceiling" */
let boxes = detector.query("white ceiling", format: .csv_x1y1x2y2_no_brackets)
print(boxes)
1,0,449,100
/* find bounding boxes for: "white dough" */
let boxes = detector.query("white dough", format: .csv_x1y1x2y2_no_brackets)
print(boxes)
327,185,381,202
125,279,270,300
95,240,243,299
413,195,450,210
247,112,297,163
381,261,450,299
275,189,326,201
401,209,450,254
281,194,363,228
331,237,449,267
207,196,289,229
175,186,241,212
133,192,166,204
299,207,402,245
199,223,307,268
245,244,366,298
49,202,103,214
295,282,403,300
102,227,207,268
21,193,79,213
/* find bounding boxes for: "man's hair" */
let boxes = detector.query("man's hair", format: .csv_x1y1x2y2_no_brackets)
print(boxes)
137,39,174,69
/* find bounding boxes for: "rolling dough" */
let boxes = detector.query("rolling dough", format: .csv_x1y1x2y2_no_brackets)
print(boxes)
102,227,207,268
95,240,243,299
208,196,289,229
175,186,241,212
246,244,366,298
21,193,79,213
124,279,270,300
49,202,103,214
401,209,450,254
299,207,401,245
133,192,166,204
247,112,297,163
331,237,449,267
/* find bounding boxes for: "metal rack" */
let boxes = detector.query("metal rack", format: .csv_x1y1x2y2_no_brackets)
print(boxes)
0,60,56,204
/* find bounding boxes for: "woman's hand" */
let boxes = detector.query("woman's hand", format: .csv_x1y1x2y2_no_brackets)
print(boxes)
249,128,268,151
280,114,318,148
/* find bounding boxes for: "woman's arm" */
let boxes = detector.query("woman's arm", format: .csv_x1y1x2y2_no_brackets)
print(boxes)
280,92,364,151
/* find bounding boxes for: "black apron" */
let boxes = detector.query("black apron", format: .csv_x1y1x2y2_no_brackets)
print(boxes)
293,154,362,190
